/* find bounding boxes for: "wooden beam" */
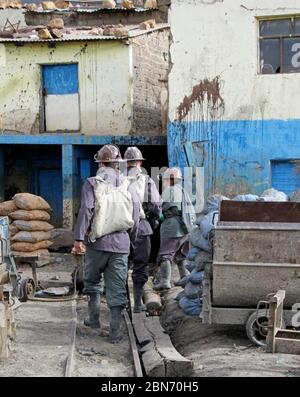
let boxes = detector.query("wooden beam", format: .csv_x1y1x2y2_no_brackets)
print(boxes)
132,312,194,377
0,302,9,359
143,280,162,314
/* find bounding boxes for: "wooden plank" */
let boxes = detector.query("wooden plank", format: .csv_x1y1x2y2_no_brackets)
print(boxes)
0,302,8,359
212,262,300,308
220,201,300,223
144,317,194,377
132,312,153,346
132,312,194,377
64,300,77,377
275,338,300,355
123,310,143,378
214,228,300,264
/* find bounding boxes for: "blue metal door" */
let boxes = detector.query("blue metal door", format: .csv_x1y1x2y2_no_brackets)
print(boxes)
38,169,63,227
272,160,300,195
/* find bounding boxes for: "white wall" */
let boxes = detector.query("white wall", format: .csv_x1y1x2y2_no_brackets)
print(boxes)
0,40,132,134
168,0,300,122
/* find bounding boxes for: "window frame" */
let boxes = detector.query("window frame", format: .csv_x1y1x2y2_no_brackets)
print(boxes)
258,15,300,75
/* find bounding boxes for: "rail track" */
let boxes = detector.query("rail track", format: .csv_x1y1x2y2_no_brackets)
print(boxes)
63,295,144,378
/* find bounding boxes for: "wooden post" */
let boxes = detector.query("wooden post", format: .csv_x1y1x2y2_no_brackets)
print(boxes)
143,280,162,313
0,301,9,359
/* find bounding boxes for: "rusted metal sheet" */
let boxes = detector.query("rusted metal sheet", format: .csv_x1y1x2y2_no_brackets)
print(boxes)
220,201,300,223
212,262,300,308
214,226,300,264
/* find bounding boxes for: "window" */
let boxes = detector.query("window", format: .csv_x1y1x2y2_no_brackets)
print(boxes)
259,17,300,74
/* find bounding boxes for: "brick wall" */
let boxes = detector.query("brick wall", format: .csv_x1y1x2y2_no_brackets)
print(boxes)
132,28,170,135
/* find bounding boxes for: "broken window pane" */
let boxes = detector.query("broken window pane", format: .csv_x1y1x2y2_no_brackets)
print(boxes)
260,39,281,74
283,38,300,73
260,19,291,37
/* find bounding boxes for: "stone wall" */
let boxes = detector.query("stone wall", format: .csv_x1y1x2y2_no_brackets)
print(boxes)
132,28,170,135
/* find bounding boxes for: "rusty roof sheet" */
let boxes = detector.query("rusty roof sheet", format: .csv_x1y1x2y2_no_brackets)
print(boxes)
26,7,156,13
0,23,169,43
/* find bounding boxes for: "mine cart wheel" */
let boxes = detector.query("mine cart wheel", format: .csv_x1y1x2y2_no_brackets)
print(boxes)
19,277,36,302
246,310,270,347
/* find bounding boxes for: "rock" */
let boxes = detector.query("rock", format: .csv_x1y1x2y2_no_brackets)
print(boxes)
0,0,7,9
50,28,63,38
25,3,37,11
38,29,52,40
54,0,69,9
139,21,150,30
113,27,128,37
139,19,155,30
90,27,103,36
50,228,74,250
103,27,115,36
47,18,64,29
101,0,116,9
121,0,134,9
42,1,56,10
144,0,157,9
8,0,22,8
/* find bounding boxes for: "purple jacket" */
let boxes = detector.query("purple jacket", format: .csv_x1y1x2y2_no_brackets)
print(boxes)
74,167,140,254
127,167,162,237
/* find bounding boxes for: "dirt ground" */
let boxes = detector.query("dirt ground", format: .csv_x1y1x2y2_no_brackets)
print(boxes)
161,289,300,378
0,254,133,377
1,254,300,377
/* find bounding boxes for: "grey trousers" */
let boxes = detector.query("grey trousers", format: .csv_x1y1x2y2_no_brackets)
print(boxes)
83,246,129,308
157,236,189,265
131,234,151,286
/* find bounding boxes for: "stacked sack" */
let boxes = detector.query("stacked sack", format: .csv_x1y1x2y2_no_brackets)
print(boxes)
0,193,53,258
176,195,229,316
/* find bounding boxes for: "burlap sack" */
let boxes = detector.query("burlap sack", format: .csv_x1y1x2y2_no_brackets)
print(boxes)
0,200,18,216
12,249,50,258
11,240,53,252
9,210,50,221
11,231,51,243
13,193,51,212
13,220,54,232
9,225,19,236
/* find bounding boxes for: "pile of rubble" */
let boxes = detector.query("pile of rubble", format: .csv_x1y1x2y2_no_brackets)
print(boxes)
0,16,157,39
0,193,53,258
175,188,300,317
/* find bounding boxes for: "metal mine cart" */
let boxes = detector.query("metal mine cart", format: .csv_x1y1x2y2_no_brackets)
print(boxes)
0,216,36,303
202,201,300,347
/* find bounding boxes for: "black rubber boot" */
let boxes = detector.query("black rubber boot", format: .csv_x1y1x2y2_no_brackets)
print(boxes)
84,293,101,329
153,261,171,291
133,282,146,313
174,260,190,286
109,306,123,344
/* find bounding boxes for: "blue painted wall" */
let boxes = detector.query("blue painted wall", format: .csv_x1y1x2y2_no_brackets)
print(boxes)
168,119,300,197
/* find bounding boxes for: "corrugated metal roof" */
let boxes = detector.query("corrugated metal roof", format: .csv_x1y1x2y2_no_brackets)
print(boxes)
0,23,169,43
26,7,157,14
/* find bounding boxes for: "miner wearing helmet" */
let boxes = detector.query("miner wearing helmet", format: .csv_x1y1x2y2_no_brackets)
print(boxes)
73,144,140,343
154,167,196,291
124,146,162,313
